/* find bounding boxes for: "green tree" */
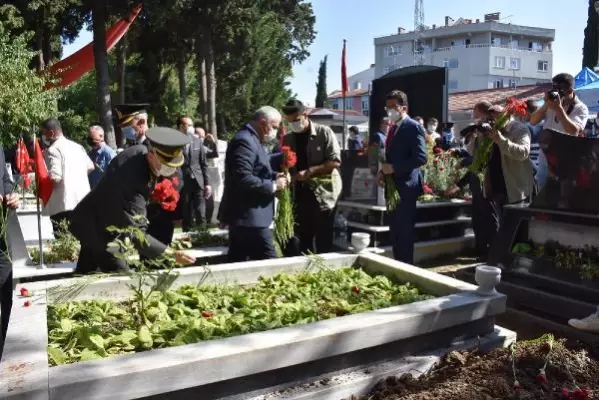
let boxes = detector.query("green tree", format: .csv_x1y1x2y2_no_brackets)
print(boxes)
0,8,60,146
583,0,599,69
315,55,327,108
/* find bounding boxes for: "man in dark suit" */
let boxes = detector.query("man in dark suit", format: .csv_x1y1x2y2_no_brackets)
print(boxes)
378,90,428,264
0,146,21,361
177,116,212,231
218,106,289,262
69,127,196,274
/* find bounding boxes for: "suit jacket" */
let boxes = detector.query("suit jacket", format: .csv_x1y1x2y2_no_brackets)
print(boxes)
218,124,277,228
69,145,168,259
386,117,428,195
182,135,210,189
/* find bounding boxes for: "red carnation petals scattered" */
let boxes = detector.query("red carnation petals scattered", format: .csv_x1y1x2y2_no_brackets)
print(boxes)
201,311,214,318
151,178,180,212
281,146,297,169
422,184,433,194
433,147,442,154
351,286,360,295
23,300,31,307
19,287,29,297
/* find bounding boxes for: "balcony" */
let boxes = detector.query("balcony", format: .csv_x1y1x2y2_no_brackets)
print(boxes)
418,42,551,55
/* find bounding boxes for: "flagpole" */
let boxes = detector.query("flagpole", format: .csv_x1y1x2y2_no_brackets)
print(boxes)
342,39,347,150
33,134,44,269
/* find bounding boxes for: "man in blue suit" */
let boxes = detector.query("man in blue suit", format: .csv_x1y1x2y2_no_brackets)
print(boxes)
378,90,428,264
218,106,289,262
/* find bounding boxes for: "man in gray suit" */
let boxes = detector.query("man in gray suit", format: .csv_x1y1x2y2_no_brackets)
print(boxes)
177,116,212,231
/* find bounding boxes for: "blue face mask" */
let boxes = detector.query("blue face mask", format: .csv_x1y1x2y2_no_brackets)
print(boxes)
122,126,137,141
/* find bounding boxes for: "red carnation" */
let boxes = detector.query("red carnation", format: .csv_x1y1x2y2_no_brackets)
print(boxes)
201,311,214,318
20,287,29,297
439,167,445,172
536,372,547,384
351,286,360,295
422,184,433,194
171,177,179,187
281,146,297,170
433,147,442,154
151,178,180,212
23,300,31,307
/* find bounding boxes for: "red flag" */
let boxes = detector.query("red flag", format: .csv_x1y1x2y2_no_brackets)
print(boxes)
15,138,31,175
33,137,53,206
341,39,349,96
45,4,142,90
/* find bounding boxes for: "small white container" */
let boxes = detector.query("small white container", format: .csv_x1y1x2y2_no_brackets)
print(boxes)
474,265,502,296
351,232,371,253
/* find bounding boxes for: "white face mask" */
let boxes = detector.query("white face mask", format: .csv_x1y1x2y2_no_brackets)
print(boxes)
42,136,52,147
387,110,401,122
267,128,278,141
122,126,137,141
427,124,437,133
290,119,305,133
186,127,195,135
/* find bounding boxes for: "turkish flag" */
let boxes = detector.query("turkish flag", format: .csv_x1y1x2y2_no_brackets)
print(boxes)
15,138,31,175
341,40,348,96
33,137,53,205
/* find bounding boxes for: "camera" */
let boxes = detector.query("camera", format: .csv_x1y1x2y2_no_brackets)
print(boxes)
547,90,560,101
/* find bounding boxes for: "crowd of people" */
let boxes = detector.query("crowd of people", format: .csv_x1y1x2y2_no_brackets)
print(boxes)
1,71,598,362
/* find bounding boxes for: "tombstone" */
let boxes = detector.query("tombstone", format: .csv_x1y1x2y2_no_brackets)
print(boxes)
6,212,33,268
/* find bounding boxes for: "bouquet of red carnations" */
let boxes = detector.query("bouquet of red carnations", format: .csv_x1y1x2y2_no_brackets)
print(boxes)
274,146,296,247
381,130,400,211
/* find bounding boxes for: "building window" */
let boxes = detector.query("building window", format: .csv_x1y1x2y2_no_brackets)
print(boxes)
384,45,402,57
448,58,459,68
448,80,459,90
510,39,519,49
361,98,369,112
332,101,339,110
362,109,369,117
451,39,466,47
492,37,501,46
530,41,543,52
345,98,353,110
494,56,505,69
384,66,390,74
509,79,518,88
538,60,549,72
493,80,504,89
509,57,520,70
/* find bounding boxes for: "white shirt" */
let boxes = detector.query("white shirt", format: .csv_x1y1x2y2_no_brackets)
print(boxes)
543,98,589,135
43,136,94,216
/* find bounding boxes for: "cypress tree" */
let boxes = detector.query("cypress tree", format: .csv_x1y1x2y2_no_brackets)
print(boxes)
315,55,328,108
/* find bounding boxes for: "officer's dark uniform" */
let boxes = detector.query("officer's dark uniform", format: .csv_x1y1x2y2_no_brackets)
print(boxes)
115,104,183,246
69,127,190,274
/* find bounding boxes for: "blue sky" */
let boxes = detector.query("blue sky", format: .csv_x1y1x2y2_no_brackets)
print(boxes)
64,0,588,106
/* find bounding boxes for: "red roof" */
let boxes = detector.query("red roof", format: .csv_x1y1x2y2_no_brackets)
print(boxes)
328,88,369,99
448,84,551,112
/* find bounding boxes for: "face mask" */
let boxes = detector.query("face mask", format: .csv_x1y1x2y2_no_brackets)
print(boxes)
387,110,401,122
122,126,137,141
267,128,278,141
427,124,437,133
290,119,305,133
186,127,195,135
42,136,52,147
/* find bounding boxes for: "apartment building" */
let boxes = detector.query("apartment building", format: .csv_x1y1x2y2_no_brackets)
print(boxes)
374,12,555,92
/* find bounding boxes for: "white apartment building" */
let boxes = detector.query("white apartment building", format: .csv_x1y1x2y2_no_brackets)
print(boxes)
373,13,555,92
348,64,375,91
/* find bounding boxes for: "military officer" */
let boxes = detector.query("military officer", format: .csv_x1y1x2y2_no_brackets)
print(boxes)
69,127,196,274
114,104,150,148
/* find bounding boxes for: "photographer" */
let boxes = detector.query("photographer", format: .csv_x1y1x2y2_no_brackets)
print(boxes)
529,73,588,136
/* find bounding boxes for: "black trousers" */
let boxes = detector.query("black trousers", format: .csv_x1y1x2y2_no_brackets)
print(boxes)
147,211,176,247
181,179,206,231
295,188,336,255
50,210,73,236
227,226,277,262
0,253,12,362
388,190,419,264
205,195,215,225
75,245,129,274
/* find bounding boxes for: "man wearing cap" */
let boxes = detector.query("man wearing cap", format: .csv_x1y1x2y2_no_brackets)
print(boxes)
218,106,289,261
69,127,196,273
279,99,342,255
114,104,149,147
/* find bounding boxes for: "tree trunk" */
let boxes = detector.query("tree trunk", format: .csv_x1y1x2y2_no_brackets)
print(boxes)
204,28,217,138
42,32,53,67
35,27,45,72
115,38,127,147
92,0,117,149
177,55,187,108
196,32,208,127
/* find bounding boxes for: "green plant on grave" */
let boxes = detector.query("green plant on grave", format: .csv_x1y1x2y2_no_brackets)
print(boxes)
30,219,80,264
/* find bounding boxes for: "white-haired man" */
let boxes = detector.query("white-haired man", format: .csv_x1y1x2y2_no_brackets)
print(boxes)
218,106,289,261
87,125,117,188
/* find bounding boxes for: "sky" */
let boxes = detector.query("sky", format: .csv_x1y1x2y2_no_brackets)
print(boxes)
64,0,589,106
